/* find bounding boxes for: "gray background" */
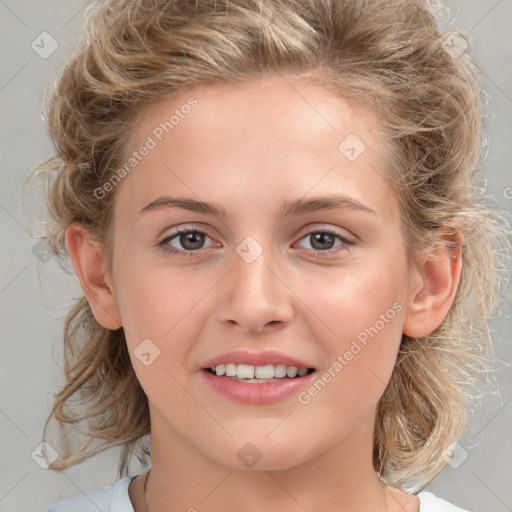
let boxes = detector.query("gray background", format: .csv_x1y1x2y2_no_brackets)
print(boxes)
0,1,511,511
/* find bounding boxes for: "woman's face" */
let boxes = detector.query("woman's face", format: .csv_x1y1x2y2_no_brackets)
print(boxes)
106,72,418,470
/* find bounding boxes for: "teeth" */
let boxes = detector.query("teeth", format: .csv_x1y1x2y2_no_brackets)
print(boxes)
215,364,226,376
286,366,297,378
237,364,254,379
274,364,287,377
212,363,312,379
225,363,237,376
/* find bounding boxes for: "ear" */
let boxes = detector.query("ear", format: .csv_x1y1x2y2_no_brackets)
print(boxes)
65,222,122,330
402,233,462,338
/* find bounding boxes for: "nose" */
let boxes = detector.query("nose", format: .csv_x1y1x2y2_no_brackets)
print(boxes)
216,242,294,334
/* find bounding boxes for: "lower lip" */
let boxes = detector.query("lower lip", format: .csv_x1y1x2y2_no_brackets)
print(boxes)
201,369,316,405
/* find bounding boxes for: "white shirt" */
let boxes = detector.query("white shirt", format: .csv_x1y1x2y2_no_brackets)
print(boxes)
45,475,470,511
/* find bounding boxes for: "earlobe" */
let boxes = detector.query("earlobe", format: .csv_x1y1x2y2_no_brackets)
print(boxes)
402,235,462,338
65,223,122,330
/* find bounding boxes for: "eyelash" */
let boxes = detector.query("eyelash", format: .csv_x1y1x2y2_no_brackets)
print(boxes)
157,227,355,259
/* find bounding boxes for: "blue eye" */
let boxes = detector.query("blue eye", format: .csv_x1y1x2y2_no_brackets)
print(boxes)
157,227,354,258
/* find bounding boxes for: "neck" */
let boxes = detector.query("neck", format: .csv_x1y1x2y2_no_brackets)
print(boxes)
140,405,405,512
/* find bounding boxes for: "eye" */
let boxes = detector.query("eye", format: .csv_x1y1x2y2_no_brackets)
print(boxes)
157,226,355,258
157,227,216,257
295,228,354,257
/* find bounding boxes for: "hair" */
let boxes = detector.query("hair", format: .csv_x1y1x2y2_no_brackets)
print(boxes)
25,0,510,492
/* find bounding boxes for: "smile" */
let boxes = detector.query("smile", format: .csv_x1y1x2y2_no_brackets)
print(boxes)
202,365,317,405
206,363,315,381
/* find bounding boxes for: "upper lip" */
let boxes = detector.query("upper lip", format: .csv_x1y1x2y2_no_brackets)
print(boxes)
200,349,315,370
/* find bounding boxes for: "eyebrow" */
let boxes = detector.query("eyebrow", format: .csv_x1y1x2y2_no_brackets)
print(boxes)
138,194,377,218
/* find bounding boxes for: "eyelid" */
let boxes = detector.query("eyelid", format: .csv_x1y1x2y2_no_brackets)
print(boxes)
156,225,218,250
292,227,355,258
158,223,355,243
295,223,356,243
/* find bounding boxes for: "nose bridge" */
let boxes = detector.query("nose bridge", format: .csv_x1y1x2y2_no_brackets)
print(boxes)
218,233,293,332
234,233,278,301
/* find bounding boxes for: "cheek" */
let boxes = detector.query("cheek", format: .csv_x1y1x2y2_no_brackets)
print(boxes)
304,258,406,347
114,258,201,336
113,267,205,404
296,257,407,406
113,258,222,386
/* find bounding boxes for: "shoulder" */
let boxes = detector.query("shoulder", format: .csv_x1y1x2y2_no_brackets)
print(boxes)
417,491,470,511
45,475,137,512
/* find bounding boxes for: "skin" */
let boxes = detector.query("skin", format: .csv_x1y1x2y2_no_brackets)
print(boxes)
66,72,461,512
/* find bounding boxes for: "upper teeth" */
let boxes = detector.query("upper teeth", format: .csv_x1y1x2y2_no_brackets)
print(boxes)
211,363,309,379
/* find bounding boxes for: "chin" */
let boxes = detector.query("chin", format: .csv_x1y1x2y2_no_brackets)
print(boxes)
203,434,318,472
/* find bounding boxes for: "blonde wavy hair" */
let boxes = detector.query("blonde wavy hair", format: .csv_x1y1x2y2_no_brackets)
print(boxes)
25,0,510,492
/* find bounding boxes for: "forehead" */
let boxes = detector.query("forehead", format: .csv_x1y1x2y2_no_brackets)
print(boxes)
114,72,398,223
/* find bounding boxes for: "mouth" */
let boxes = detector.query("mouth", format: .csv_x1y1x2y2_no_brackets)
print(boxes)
201,362,317,405
204,363,316,383
199,350,317,404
